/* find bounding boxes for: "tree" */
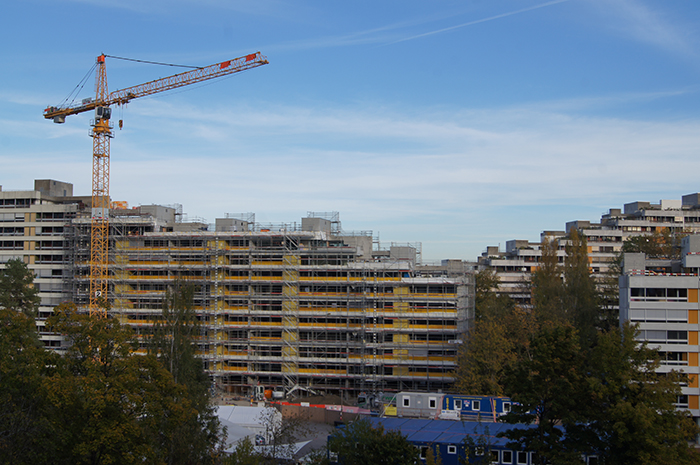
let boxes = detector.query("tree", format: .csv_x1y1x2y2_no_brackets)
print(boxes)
474,269,514,321
455,316,518,396
45,302,222,465
530,237,565,327
501,322,700,465
221,436,263,465
0,308,58,464
456,271,532,396
328,417,420,465
500,325,588,465
585,324,700,465
255,407,312,464
621,228,684,259
0,258,40,316
147,282,223,464
563,229,601,347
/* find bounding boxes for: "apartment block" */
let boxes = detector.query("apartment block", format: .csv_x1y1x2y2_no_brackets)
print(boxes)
0,180,473,400
0,180,84,348
619,235,700,419
479,194,700,304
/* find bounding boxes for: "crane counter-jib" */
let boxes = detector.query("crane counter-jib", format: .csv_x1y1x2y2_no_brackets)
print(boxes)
43,52,268,122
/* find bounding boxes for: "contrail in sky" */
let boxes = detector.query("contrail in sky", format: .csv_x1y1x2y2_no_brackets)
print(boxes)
389,0,571,44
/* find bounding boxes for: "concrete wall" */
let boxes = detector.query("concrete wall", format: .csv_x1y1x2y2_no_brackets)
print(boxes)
34,179,73,198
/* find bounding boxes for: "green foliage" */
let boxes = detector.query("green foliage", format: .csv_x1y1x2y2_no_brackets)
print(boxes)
585,324,700,465
222,436,263,465
500,323,700,465
501,325,588,464
45,302,216,464
461,425,494,464
147,281,223,464
474,269,514,321
621,228,684,259
457,269,529,396
530,237,565,327
563,229,601,347
456,316,519,396
0,308,58,464
150,282,206,394
530,232,606,343
0,258,41,316
300,446,331,465
328,417,420,465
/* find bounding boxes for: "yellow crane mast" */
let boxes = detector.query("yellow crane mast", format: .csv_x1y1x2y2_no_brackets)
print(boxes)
44,52,268,316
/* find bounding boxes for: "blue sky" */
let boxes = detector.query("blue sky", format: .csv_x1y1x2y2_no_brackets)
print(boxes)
2,0,700,262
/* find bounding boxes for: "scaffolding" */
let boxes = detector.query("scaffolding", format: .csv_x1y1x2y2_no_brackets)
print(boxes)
97,217,472,400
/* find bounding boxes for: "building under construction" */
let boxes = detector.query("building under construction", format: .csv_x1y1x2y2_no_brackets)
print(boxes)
0,180,473,400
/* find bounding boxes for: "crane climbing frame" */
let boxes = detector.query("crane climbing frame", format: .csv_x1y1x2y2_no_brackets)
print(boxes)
44,52,269,316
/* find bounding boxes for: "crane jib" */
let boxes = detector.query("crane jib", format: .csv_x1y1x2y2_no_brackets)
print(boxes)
44,52,268,119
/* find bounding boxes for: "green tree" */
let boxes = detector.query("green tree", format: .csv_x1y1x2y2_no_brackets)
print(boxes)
501,325,588,465
148,282,222,464
621,228,684,259
474,269,514,321
328,417,420,465
461,424,495,464
530,237,564,327
563,229,601,347
455,317,518,396
0,308,58,464
585,324,700,464
0,258,41,316
222,436,263,465
45,302,219,465
457,270,531,396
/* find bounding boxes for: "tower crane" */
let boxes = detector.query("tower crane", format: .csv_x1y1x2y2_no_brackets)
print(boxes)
44,52,268,316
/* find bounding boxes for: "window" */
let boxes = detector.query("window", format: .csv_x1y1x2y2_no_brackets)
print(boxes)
587,457,599,465
447,445,457,455
403,397,410,407
517,451,528,464
639,330,688,344
490,450,499,464
454,399,463,410
475,447,485,456
630,287,688,302
502,450,513,464
420,447,429,459
503,402,511,413
472,400,481,411
429,397,437,409
675,395,689,408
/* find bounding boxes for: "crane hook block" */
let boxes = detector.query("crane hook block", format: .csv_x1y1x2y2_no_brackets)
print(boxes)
119,119,123,130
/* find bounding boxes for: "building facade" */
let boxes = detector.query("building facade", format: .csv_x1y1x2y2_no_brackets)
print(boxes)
479,194,700,305
619,235,700,419
0,180,473,400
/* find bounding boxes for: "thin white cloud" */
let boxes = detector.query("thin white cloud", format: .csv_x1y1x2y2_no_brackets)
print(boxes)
388,0,571,44
587,0,699,61
261,1,572,52
7,88,700,260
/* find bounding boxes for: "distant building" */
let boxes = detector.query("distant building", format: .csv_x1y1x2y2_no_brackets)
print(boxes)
619,235,700,419
479,194,700,305
0,179,474,401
